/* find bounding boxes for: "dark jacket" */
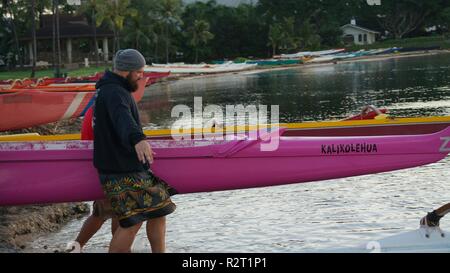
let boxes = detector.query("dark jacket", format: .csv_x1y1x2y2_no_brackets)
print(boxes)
93,71,147,174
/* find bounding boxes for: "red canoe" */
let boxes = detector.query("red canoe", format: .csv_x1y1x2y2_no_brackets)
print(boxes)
0,72,169,90
0,76,153,131
0,90,95,131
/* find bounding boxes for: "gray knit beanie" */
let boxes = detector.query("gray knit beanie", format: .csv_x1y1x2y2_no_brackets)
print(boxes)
114,49,146,71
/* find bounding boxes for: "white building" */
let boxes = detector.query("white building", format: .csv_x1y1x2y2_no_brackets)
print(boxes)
341,19,379,45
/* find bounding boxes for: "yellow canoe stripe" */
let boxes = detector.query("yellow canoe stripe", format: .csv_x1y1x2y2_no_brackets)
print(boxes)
1,116,449,141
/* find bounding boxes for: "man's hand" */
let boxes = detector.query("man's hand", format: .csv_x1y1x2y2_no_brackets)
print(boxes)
137,76,148,88
134,140,155,164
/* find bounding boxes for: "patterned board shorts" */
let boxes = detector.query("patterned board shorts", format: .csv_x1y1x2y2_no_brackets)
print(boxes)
92,199,115,221
99,170,177,228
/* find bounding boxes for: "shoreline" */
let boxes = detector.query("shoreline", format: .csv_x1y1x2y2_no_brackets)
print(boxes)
0,203,89,253
157,49,450,83
0,119,89,253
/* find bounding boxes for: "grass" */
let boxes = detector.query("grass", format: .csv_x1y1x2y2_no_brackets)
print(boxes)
346,35,450,51
0,65,111,80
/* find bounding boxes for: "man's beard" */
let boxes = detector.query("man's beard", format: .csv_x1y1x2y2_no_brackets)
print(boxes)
126,73,139,92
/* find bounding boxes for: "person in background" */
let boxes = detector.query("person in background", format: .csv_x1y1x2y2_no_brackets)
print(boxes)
68,116,120,252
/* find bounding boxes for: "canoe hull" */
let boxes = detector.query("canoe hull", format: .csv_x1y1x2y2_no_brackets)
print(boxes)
144,63,257,74
0,91,95,131
0,74,158,131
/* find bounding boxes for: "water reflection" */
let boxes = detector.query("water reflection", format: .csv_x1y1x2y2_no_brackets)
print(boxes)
140,53,450,127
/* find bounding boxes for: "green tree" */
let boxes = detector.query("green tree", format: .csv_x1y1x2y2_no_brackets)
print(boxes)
123,15,152,52
1,0,23,68
267,17,300,54
280,17,300,51
158,0,183,63
268,23,283,56
436,6,450,36
369,0,448,39
31,0,37,77
78,0,101,66
125,0,165,63
95,0,138,59
186,19,214,63
298,20,321,50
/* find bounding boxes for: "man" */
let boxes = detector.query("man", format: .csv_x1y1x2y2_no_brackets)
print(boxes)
69,73,150,253
93,49,176,253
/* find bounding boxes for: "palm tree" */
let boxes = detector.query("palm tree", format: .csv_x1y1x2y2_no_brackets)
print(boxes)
148,21,163,63
123,15,152,51
159,0,183,64
298,19,321,50
78,0,101,66
145,6,166,63
2,0,22,68
268,23,283,56
281,17,298,50
47,0,63,77
96,0,138,60
186,20,214,63
30,0,37,78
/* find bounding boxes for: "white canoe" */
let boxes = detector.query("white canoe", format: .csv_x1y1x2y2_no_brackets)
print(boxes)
144,63,257,74
325,227,450,253
281,49,346,59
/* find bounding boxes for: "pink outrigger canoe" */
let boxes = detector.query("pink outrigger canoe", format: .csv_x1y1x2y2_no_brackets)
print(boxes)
1,127,449,206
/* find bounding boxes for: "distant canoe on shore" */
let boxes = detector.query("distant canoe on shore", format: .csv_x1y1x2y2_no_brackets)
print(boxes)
145,62,257,74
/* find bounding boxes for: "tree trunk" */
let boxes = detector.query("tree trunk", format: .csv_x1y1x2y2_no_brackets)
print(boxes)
7,3,23,68
165,24,169,64
136,33,139,50
56,0,62,77
30,0,37,78
113,31,117,55
195,47,198,63
112,28,117,69
272,44,276,56
52,1,56,70
154,36,158,64
116,31,120,50
92,10,99,67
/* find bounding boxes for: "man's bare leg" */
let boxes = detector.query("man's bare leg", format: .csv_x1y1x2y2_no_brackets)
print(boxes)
111,217,119,236
109,222,143,253
75,215,106,249
146,217,166,253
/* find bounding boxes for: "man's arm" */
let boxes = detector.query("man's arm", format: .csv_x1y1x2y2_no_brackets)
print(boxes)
105,91,146,151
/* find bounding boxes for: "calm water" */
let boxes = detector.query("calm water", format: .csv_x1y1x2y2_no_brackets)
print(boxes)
27,53,450,253
138,53,450,129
